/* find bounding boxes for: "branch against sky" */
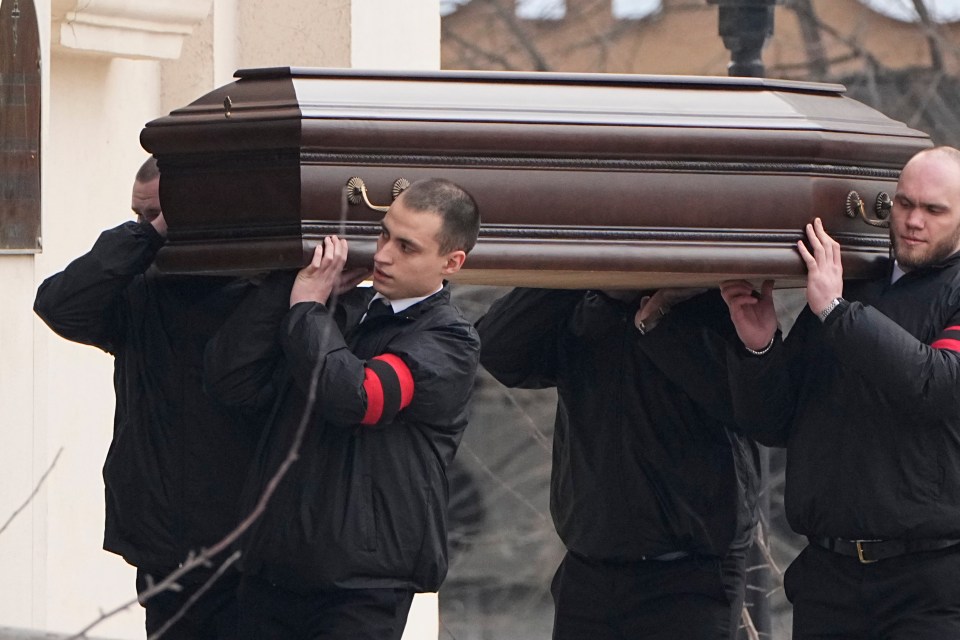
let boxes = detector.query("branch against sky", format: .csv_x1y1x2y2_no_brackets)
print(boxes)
912,0,945,72
0,447,63,538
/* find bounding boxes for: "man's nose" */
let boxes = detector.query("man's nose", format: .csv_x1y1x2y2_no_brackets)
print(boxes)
905,208,925,228
374,244,391,264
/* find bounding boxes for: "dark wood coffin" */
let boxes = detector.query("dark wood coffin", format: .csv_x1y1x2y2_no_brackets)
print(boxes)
140,67,931,288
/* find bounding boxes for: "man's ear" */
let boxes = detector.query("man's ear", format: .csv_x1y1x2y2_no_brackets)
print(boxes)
441,250,467,276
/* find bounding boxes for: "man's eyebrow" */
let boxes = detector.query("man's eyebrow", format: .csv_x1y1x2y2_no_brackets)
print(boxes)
382,220,423,250
397,233,423,250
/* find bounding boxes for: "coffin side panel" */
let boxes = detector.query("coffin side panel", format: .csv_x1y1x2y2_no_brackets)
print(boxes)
140,69,930,285
140,76,305,272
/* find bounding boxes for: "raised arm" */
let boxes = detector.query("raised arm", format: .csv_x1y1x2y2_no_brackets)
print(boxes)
281,303,480,429
720,279,796,447
632,289,740,424
33,221,165,353
474,288,582,389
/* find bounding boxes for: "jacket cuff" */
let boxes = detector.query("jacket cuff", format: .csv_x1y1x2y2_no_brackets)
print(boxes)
135,220,167,251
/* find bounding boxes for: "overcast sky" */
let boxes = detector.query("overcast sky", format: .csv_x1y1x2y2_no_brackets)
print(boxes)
440,0,960,22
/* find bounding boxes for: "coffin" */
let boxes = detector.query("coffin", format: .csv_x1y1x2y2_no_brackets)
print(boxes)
140,67,931,288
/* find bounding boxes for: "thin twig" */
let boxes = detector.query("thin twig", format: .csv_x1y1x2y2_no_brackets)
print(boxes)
753,521,783,584
0,447,63,537
499,386,552,451
912,0,944,73
147,550,241,640
459,443,548,521
742,606,761,640
68,195,352,639
440,616,460,640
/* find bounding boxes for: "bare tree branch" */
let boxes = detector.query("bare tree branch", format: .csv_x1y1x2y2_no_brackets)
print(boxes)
912,0,944,73
742,606,761,640
442,26,520,70
787,0,829,81
65,192,360,638
147,551,240,640
479,0,553,71
0,447,63,538
459,443,549,522
65,306,334,639
498,385,552,452
753,521,784,585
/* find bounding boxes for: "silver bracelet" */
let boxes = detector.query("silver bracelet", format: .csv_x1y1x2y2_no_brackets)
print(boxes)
744,336,775,356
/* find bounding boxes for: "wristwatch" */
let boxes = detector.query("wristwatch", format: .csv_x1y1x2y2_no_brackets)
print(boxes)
817,297,844,323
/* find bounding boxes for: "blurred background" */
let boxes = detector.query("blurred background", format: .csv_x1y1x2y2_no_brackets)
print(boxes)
435,2,960,638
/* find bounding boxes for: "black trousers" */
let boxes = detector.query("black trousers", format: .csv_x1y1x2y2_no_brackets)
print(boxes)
785,542,960,639
550,547,748,640
236,573,414,640
136,567,240,640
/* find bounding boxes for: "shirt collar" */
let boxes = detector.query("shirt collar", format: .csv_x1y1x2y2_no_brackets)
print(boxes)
891,261,907,284
370,284,443,315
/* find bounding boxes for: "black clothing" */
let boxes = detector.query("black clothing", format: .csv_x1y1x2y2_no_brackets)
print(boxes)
729,253,960,541
550,548,746,640
476,288,760,562
237,574,413,640
783,542,960,639
808,535,960,562
137,568,240,640
729,252,960,637
204,278,480,594
33,221,257,572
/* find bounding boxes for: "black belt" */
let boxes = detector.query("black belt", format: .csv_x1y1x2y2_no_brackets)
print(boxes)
809,536,960,564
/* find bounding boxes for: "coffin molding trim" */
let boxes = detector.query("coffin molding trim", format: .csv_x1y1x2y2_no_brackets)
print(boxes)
160,149,905,179
299,153,903,178
167,221,890,250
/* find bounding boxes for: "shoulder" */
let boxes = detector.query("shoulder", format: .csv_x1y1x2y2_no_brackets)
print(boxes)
423,299,479,343
397,298,479,359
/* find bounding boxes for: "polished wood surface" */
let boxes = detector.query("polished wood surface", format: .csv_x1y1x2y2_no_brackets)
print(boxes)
141,68,931,287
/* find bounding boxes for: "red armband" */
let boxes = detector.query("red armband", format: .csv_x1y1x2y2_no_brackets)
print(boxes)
360,353,415,425
931,325,960,353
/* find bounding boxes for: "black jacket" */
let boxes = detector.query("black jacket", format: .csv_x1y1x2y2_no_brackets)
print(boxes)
476,288,760,561
204,278,480,592
33,221,257,572
730,253,960,540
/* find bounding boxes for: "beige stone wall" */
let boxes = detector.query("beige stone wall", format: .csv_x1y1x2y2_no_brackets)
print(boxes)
2,1,441,638
29,51,165,638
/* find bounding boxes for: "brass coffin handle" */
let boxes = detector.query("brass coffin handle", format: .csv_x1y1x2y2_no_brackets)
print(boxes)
345,177,410,213
845,191,890,228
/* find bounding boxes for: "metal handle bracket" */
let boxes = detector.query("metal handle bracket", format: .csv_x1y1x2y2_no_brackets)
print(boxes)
346,177,410,213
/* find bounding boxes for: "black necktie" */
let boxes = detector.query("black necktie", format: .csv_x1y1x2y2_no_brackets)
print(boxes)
364,298,393,322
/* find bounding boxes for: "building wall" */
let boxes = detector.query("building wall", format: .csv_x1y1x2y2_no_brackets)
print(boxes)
1,1,440,638
36,54,165,638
